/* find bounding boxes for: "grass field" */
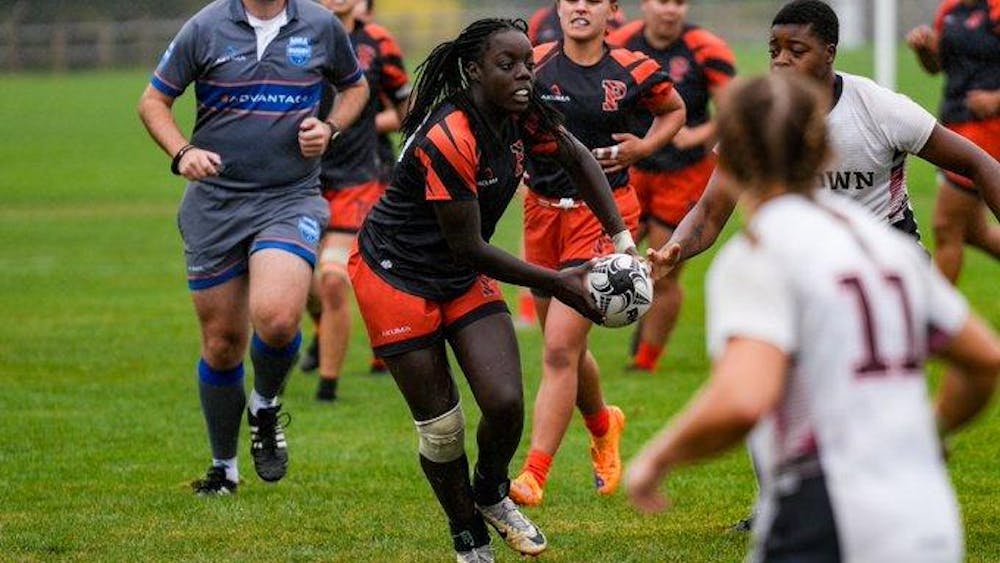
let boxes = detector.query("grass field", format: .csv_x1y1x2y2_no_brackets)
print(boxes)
1,43,998,562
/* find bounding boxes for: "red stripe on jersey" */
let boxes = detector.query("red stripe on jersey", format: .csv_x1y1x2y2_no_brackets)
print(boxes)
425,112,478,195
934,0,963,32
629,58,662,85
606,20,644,47
528,8,551,45
639,80,676,113
684,28,736,67
609,47,646,69
704,68,733,89
533,42,560,69
417,147,452,201
381,64,409,94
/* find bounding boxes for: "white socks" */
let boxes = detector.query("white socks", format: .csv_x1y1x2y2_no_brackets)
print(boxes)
248,390,279,416
213,457,239,483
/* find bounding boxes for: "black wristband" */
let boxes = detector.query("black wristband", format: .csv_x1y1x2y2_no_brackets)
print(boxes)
171,144,196,176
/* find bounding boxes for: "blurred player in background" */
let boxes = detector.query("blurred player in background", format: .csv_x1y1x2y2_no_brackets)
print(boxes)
907,0,1000,283
626,71,1000,563
137,0,368,493
608,0,735,373
511,0,685,507
308,0,411,401
528,0,629,45
350,18,633,561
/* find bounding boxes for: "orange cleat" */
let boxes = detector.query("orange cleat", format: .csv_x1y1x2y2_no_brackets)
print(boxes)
509,471,544,507
590,405,626,495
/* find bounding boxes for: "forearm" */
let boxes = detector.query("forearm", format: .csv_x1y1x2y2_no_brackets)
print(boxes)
682,122,716,148
462,242,559,294
971,157,1000,221
639,386,756,472
137,94,188,158
914,48,941,74
374,107,400,134
559,136,627,237
641,106,686,157
935,367,996,435
669,173,736,260
325,79,369,130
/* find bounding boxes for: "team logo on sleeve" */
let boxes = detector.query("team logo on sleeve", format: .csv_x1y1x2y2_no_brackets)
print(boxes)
601,80,627,112
287,37,313,67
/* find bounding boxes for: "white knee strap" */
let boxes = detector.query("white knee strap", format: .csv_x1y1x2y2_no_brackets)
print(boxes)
415,403,465,463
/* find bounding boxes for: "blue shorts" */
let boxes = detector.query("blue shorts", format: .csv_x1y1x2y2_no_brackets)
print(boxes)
177,181,330,290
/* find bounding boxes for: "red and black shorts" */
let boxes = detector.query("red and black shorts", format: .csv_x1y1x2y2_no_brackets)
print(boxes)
323,180,385,234
523,186,641,295
348,249,509,357
941,117,1000,194
631,154,716,228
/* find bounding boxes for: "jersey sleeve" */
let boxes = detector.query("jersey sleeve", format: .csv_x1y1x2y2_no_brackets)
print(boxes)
610,49,676,113
416,112,480,202
324,17,364,89
686,28,737,89
375,28,411,103
868,85,937,154
706,238,797,359
933,0,962,33
924,261,970,354
150,19,200,98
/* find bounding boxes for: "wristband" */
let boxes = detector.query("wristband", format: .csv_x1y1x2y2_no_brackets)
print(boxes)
171,144,196,176
612,230,636,253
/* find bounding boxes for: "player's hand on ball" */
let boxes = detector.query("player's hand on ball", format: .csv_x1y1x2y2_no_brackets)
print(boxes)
626,454,671,515
646,243,682,281
298,117,331,157
552,262,605,325
178,148,222,181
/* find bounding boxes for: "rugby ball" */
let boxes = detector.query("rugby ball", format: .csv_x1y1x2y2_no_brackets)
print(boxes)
587,253,653,328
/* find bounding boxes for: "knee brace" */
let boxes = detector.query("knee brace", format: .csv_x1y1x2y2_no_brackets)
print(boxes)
318,246,350,278
414,403,466,463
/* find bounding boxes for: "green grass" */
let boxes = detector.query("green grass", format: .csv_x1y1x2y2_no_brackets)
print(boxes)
1,46,998,562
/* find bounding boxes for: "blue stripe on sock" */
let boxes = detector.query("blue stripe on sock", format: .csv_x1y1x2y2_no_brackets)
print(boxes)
251,331,302,359
198,359,245,386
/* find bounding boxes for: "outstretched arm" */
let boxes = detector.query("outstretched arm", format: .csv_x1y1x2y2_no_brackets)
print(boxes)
935,314,1000,436
646,170,737,279
917,124,1000,221
433,199,604,324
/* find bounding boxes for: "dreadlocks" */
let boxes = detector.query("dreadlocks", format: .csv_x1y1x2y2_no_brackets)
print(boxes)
401,17,563,149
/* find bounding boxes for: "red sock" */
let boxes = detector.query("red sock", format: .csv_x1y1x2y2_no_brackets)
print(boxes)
523,449,553,488
633,341,663,371
584,407,611,438
518,292,537,323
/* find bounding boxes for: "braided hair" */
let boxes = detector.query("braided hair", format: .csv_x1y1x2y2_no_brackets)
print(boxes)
401,18,563,152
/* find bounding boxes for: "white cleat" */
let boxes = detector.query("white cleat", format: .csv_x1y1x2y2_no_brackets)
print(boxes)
477,497,548,556
456,544,495,562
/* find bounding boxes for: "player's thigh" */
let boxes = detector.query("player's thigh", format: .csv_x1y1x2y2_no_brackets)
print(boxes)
385,341,461,420
542,297,593,360
934,182,980,235
449,312,523,412
318,231,355,283
248,249,314,326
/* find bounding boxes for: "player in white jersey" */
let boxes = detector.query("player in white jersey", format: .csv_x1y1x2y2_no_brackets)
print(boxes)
625,72,1000,562
647,0,1000,277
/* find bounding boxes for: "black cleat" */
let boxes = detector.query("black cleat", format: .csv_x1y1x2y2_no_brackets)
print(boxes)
316,378,338,402
299,335,319,373
248,406,289,482
191,466,238,496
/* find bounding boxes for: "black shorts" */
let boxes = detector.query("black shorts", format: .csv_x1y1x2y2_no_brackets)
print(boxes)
760,474,841,563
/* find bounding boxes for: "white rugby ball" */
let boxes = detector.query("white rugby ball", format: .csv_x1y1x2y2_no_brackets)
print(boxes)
587,253,653,328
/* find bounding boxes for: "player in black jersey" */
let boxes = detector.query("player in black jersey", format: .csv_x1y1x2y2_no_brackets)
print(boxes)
512,0,686,508
349,18,632,562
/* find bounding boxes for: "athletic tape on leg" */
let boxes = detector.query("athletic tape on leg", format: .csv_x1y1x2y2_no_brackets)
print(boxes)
414,403,465,463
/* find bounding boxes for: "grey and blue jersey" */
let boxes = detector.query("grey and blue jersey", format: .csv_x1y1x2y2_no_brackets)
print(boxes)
150,0,363,191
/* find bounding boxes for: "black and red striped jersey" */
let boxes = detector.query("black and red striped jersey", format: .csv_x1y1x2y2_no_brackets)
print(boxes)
358,101,558,300
609,21,735,171
527,41,675,198
320,20,411,189
934,0,1000,124
527,5,629,46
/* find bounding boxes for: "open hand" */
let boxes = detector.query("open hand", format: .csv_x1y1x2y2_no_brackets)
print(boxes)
646,243,681,281
967,90,1000,119
625,454,671,515
905,25,936,52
